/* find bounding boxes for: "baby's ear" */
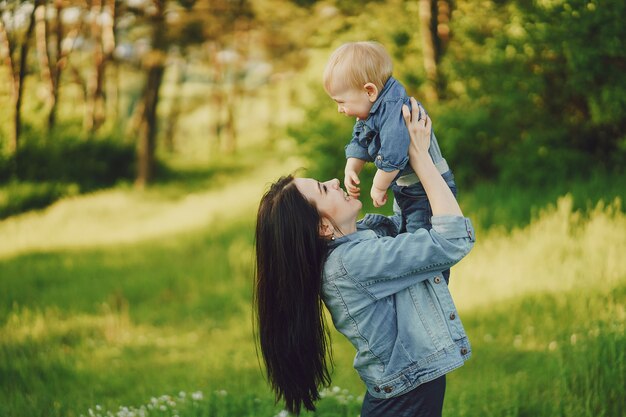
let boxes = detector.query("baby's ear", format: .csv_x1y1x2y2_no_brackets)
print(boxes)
364,83,379,102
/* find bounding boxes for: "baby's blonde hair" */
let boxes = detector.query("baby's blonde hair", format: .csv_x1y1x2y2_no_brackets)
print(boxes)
323,41,393,94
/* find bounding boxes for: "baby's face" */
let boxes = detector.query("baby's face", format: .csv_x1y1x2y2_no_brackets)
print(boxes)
328,82,374,121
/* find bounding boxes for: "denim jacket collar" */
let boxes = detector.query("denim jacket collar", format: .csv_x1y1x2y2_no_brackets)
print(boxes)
328,228,376,250
369,76,399,116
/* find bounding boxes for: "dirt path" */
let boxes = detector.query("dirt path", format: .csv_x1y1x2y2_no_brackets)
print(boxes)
0,156,303,259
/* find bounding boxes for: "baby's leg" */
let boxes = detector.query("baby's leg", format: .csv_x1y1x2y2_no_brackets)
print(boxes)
393,183,431,234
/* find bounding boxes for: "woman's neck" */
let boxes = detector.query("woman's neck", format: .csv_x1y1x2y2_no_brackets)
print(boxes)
336,221,357,237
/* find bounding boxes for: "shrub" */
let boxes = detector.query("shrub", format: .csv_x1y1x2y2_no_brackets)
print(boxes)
3,136,135,190
0,182,79,219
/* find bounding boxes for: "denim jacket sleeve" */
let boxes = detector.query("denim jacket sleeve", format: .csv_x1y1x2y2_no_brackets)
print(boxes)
343,216,475,300
345,121,372,161
373,98,410,172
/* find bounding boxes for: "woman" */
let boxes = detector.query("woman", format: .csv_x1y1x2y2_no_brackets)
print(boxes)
254,98,475,416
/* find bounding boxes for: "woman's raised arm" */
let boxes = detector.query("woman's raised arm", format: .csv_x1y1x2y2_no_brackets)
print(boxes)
403,97,463,217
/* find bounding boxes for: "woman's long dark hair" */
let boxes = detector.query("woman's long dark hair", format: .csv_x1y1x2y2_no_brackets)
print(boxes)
254,175,333,415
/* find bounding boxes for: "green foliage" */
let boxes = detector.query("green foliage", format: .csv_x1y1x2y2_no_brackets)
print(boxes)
0,127,135,217
0,181,79,220
4,134,135,190
436,0,626,187
0,128,135,190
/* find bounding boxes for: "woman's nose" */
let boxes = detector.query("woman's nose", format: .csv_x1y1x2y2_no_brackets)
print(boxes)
323,179,340,189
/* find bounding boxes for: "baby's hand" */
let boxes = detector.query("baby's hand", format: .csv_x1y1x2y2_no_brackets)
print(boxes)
344,170,361,198
371,185,388,208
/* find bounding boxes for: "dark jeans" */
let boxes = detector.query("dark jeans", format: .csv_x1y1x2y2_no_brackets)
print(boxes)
360,375,446,417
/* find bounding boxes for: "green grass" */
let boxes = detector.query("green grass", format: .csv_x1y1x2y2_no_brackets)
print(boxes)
1,172,625,417
458,170,626,230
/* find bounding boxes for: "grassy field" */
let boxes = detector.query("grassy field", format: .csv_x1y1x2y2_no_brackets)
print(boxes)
1,161,625,417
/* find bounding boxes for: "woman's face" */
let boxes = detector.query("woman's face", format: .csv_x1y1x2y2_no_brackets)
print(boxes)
294,178,362,228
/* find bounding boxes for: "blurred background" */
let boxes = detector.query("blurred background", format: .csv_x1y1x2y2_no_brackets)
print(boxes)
1,0,624,416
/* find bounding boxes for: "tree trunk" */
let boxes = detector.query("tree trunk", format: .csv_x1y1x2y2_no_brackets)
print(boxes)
224,91,237,154
208,43,223,158
35,1,56,131
86,0,106,133
0,4,37,156
0,21,16,152
164,58,185,153
436,0,451,50
418,0,438,102
102,0,117,126
135,0,166,188
136,64,165,187
35,0,70,131
49,0,66,129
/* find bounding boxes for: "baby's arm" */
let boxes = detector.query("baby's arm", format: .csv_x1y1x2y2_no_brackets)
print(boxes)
371,168,399,207
345,157,365,198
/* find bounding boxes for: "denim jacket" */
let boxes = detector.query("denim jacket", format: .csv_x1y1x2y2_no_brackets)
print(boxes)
321,209,475,399
345,77,448,179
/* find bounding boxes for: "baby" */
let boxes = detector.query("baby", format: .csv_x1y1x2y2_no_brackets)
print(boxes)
323,41,457,238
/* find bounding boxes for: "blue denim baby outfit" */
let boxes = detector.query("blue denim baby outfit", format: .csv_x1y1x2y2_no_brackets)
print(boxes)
321,209,475,402
345,77,456,234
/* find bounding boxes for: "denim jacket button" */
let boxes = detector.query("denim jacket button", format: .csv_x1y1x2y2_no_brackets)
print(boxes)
449,312,456,320
434,276,441,284
383,386,393,393
460,347,468,355
377,155,382,160
374,386,381,393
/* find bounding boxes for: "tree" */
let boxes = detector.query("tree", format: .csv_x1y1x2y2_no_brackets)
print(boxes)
34,0,82,131
0,1,38,156
417,0,452,102
126,0,255,185
134,0,166,188
84,0,117,133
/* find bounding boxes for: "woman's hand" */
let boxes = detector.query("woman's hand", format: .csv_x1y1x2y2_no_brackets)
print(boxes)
402,97,431,159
